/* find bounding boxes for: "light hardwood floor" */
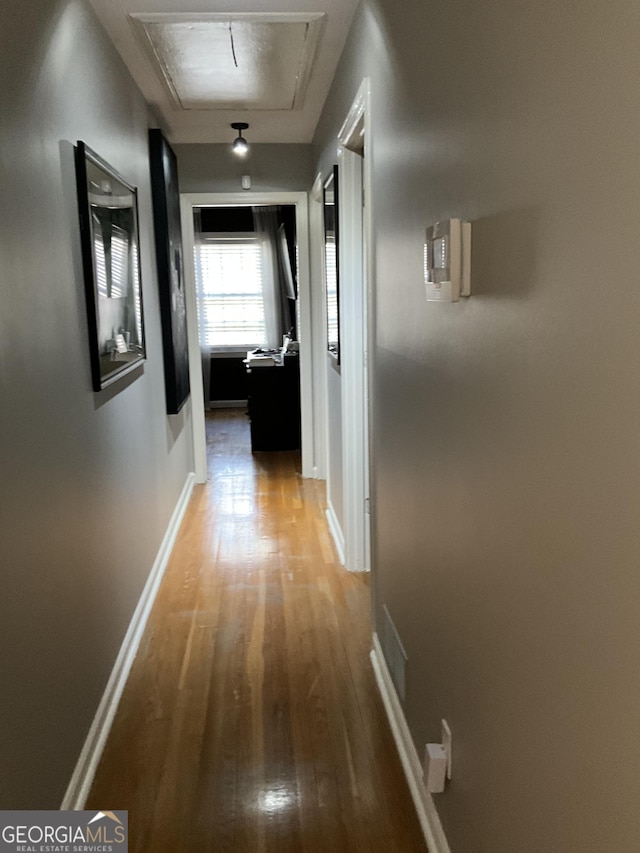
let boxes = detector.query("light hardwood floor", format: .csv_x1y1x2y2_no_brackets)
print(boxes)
87,409,427,852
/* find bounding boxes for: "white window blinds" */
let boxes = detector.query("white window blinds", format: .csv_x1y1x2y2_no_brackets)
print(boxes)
194,235,267,348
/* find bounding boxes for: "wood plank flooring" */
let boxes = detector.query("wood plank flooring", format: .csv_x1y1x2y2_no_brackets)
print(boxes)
87,409,427,852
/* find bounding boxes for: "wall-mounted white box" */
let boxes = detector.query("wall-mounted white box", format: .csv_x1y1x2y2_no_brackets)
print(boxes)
424,742,448,793
424,218,471,302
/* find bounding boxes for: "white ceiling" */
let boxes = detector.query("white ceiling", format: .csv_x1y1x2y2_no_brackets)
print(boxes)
86,0,360,144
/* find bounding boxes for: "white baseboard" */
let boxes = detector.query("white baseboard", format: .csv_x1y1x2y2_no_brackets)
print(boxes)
370,633,452,853
61,472,196,810
208,400,247,409
326,501,345,565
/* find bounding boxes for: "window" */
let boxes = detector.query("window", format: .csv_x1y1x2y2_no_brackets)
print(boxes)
194,234,266,348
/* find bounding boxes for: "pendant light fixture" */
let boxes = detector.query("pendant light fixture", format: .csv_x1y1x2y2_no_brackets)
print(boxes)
231,122,249,156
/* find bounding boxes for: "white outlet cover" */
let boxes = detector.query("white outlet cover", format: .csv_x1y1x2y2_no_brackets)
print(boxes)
441,719,452,780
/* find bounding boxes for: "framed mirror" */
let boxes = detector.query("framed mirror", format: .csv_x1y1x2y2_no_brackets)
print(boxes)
75,141,146,391
323,165,340,363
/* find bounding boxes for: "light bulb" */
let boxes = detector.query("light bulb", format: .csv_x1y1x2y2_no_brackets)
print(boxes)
232,136,249,156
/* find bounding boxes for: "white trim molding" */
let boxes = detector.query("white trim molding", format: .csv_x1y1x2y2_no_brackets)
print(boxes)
180,198,208,484
61,472,196,810
370,633,452,853
326,502,345,566
336,77,372,573
308,173,328,480
209,399,248,409
338,77,370,151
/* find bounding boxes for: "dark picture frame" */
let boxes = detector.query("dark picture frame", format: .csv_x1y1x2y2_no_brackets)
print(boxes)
149,129,190,414
323,165,340,363
75,141,146,392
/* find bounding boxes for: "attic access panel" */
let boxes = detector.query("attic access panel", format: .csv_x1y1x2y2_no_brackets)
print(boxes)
130,13,325,111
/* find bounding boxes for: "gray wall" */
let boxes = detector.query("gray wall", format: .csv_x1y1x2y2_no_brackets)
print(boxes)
174,143,315,194
315,0,640,850
0,0,193,807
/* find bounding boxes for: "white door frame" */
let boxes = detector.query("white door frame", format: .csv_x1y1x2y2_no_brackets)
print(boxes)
337,77,372,572
308,175,328,481
180,191,313,483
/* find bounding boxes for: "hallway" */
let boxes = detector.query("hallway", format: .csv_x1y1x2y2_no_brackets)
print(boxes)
87,410,426,852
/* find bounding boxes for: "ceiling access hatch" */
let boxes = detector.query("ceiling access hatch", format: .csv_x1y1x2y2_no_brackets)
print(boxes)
130,13,326,112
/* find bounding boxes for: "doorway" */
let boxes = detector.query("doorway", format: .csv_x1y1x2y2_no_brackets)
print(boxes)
180,192,312,483
329,77,372,573
192,205,297,415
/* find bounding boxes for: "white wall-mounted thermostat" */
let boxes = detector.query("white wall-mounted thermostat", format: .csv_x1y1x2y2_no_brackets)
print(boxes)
424,218,471,302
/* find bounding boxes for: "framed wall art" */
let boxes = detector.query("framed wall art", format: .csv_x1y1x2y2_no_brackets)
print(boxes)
75,141,146,392
149,129,190,414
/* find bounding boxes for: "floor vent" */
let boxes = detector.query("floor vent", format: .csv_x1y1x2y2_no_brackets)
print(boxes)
381,604,408,702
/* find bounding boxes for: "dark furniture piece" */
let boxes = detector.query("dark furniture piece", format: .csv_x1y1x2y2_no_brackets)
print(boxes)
246,353,301,451
209,356,248,403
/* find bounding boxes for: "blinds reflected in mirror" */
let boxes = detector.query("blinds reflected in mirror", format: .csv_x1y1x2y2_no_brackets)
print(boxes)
92,215,131,300
325,237,338,347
